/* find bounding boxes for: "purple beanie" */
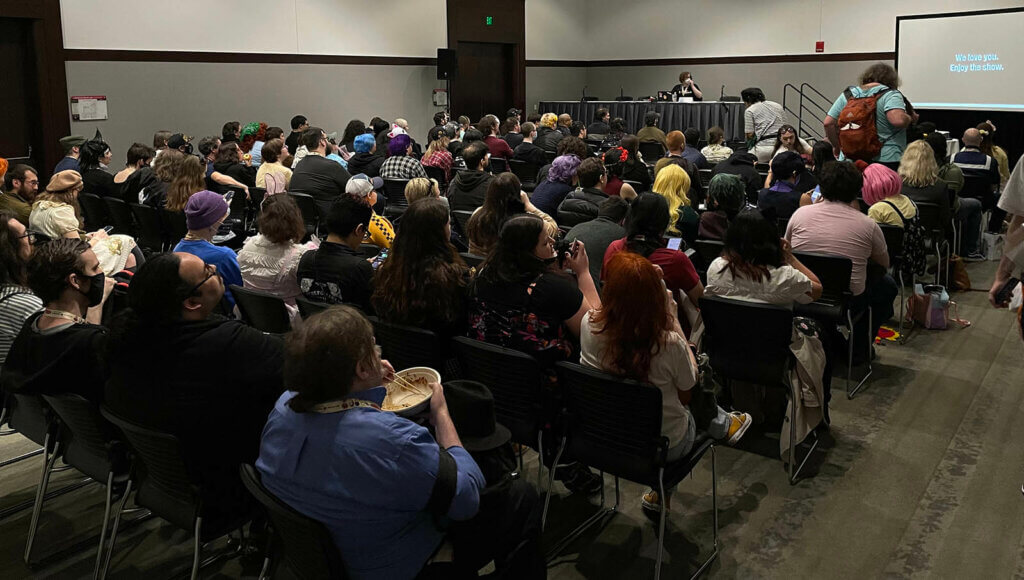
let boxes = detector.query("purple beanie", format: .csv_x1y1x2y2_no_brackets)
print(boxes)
387,133,411,157
548,154,582,184
185,190,229,230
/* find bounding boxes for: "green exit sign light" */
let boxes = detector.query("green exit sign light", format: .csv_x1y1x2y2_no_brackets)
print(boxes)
485,16,493,26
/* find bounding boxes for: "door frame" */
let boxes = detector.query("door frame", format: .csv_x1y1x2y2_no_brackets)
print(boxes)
446,0,525,118
0,0,69,175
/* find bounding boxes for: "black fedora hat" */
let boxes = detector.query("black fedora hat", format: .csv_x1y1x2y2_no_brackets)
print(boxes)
443,380,511,452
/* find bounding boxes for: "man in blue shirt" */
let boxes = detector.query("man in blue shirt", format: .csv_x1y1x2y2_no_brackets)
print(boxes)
173,190,243,308
682,128,709,169
954,128,1002,224
824,63,916,169
53,135,86,174
257,306,485,580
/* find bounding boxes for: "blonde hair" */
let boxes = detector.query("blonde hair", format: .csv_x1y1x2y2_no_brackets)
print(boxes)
166,155,206,211
898,140,938,188
652,164,691,235
539,113,558,129
404,177,438,204
425,134,450,157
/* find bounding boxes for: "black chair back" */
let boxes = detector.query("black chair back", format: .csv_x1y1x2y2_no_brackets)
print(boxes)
623,179,644,192
693,239,725,272
43,393,126,481
79,193,111,232
8,392,53,447
229,284,291,334
459,252,485,269
422,165,448,194
383,179,410,208
129,203,166,253
792,252,852,308
914,201,945,236
489,157,508,174
960,175,995,208
369,316,443,372
698,168,713,188
225,186,248,222
248,186,267,222
879,224,905,266
288,192,321,237
543,150,557,165
102,197,136,236
295,296,331,320
161,209,188,245
638,141,665,162
240,464,348,580
508,159,540,190
699,295,794,386
553,362,664,484
451,337,545,448
451,210,474,238
100,407,198,531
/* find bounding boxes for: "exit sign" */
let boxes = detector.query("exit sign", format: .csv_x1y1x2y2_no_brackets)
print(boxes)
485,16,493,26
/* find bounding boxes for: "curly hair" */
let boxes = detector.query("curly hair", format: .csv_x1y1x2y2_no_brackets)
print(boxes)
165,155,205,212
257,194,305,244
651,164,691,235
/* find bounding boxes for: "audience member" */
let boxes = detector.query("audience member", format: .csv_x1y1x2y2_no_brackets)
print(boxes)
113,143,155,186
976,121,1009,190
221,121,241,144
255,138,292,194
285,114,309,154
257,306,484,579
404,177,442,206
0,165,39,226
556,113,573,136
346,133,385,178
380,134,427,180
681,128,709,168
449,141,494,212
863,163,917,228
757,151,806,220
240,122,269,166
769,125,812,160
290,127,353,215
699,174,747,240
707,209,822,304
513,122,546,168
587,108,611,138
501,116,524,150
742,88,785,162
654,141,704,204
339,120,366,161
537,136,590,184
325,141,349,170
373,197,471,336
198,136,250,195
568,121,587,141
701,126,733,165
713,150,761,203
607,136,651,191
173,190,242,308
535,113,564,152
531,154,580,217
954,128,1002,224
213,141,256,189
296,195,375,311
824,63,914,168
78,140,117,198
467,173,556,256
162,154,205,211
564,196,629,283
652,163,698,243
582,252,750,513
637,111,667,148
237,195,316,323
152,130,172,159
787,161,895,360
604,193,704,307
901,140,975,254
558,157,611,227
602,117,627,148
345,173,394,249
2,238,112,402
468,213,600,364
602,152,640,201
136,148,177,208
421,126,454,183
167,133,193,155
0,212,43,365
105,252,284,527
924,132,963,197
54,135,86,174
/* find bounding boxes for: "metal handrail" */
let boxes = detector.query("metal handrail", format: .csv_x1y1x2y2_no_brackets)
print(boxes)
782,82,832,143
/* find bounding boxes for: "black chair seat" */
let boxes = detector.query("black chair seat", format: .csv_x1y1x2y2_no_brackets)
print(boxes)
295,296,331,320
229,284,291,334
794,300,843,323
369,316,444,372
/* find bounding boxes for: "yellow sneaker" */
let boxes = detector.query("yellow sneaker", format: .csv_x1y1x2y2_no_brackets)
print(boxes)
725,412,753,445
641,489,669,514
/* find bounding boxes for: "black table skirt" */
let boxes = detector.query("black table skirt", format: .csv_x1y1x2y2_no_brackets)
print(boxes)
538,101,746,141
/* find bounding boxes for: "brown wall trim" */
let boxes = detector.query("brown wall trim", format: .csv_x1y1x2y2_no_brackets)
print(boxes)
64,49,436,66
527,51,895,68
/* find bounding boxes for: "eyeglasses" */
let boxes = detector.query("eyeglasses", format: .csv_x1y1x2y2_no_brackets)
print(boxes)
23,180,39,186
16,231,41,244
185,262,218,297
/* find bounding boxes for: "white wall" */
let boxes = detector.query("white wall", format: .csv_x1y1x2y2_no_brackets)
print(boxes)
60,0,446,56
525,0,589,60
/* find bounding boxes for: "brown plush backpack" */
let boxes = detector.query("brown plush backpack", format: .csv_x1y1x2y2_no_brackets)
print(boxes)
837,87,891,161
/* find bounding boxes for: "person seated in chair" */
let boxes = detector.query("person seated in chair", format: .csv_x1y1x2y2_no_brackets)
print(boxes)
296,195,375,312
757,152,806,220
636,111,667,148
512,122,546,169
699,174,748,240
346,134,385,179
581,251,749,514
681,128,709,169
257,305,485,580
586,108,611,140
2,238,114,403
448,141,494,213
557,157,611,227
534,113,564,153
173,191,243,309
290,127,354,215
380,134,427,181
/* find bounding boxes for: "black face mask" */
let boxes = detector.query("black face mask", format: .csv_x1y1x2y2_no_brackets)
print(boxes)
76,271,105,307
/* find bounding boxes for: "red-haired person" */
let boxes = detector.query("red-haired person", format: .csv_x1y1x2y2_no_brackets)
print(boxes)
581,251,751,513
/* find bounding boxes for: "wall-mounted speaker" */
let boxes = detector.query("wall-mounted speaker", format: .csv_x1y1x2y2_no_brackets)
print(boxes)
437,48,457,80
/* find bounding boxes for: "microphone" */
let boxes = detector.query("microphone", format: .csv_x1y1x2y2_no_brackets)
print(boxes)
620,86,624,100
581,85,588,102
720,85,726,100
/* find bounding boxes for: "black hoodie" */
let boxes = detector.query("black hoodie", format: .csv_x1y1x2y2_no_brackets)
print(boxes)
448,170,494,212
713,151,762,204
121,166,166,207
347,152,385,178
534,126,564,153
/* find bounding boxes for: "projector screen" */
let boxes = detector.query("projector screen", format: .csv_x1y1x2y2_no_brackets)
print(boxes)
897,8,1024,112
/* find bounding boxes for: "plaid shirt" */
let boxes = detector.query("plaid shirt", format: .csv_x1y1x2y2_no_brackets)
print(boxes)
380,155,427,180
421,150,453,182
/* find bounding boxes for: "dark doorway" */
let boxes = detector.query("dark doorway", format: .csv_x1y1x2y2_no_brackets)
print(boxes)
453,42,513,123
0,18,42,169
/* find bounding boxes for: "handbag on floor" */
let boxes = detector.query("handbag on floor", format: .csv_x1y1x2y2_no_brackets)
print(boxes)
907,284,970,330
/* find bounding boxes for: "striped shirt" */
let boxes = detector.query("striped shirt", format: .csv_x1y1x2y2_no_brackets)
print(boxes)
744,101,786,144
0,285,43,366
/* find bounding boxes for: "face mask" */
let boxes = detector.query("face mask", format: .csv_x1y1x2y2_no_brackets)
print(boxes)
76,271,105,307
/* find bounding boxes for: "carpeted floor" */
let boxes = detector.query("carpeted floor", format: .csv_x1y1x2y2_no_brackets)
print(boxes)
0,260,1021,579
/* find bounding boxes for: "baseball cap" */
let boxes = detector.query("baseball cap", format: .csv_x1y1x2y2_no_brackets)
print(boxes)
167,133,191,150
346,173,384,196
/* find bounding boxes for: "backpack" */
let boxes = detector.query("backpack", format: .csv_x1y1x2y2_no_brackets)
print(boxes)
837,87,891,161
881,199,926,278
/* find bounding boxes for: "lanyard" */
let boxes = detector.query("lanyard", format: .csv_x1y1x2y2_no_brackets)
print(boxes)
42,308,85,324
310,399,381,414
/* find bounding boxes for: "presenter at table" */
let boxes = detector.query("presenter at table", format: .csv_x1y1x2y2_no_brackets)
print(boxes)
670,72,703,101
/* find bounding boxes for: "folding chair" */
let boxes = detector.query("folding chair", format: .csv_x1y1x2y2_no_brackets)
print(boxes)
879,224,908,341
368,316,444,372
295,296,331,320
451,210,475,239
288,193,321,238
489,157,508,174
129,203,167,253
79,194,111,232
638,141,666,163
915,202,950,287
102,197,136,236
229,285,291,334
508,159,540,192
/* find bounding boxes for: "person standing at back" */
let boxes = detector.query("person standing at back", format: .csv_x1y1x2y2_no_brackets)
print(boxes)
742,88,786,163
823,63,916,170
285,115,309,156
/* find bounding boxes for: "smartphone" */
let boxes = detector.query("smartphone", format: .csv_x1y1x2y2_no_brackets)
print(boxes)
102,225,114,233
995,277,1019,306
224,191,234,204
811,185,822,203
371,248,390,270
569,239,581,259
666,237,683,251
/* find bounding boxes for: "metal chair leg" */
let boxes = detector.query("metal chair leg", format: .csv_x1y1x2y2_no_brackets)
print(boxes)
655,469,666,580
536,430,544,488
25,434,59,564
100,479,133,579
690,446,720,580
541,437,567,530
92,472,115,580
191,516,203,580
847,308,873,399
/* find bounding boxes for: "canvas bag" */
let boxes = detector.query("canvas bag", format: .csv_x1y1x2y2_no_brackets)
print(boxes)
837,87,891,161
907,284,971,329
982,232,1004,261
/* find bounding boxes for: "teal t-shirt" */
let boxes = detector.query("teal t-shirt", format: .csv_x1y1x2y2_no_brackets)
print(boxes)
828,85,907,163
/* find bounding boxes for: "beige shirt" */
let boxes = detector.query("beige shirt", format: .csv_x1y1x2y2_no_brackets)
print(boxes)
706,258,814,305
256,162,292,191
867,194,917,228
